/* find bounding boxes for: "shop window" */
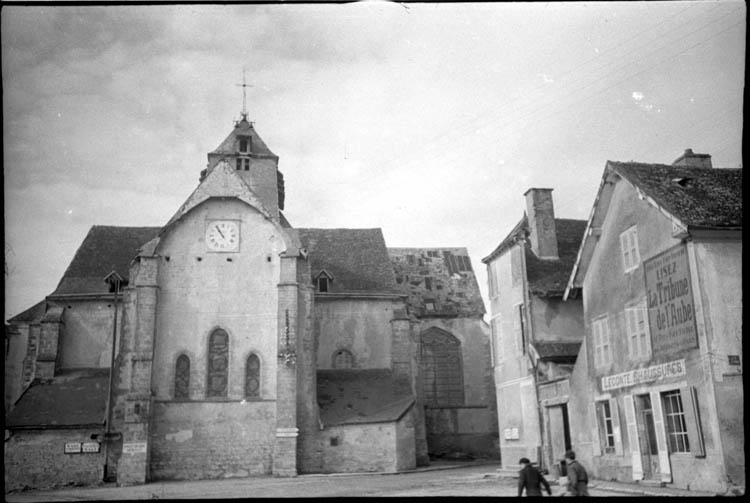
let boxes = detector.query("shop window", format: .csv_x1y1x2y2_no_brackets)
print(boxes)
662,390,690,453
620,225,641,273
625,301,651,359
596,400,616,453
332,349,354,369
245,353,260,398
592,315,612,368
207,328,229,398
174,354,190,399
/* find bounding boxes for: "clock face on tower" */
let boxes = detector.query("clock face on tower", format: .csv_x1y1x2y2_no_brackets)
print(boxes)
205,220,240,252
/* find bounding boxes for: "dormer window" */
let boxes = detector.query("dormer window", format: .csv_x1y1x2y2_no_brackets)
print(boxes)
315,270,334,293
238,137,250,154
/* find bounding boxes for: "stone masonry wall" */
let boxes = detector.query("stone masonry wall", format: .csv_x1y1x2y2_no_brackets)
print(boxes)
5,429,105,491
149,401,276,480
319,422,399,473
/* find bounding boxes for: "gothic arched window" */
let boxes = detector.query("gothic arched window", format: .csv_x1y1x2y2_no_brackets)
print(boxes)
245,353,261,398
207,329,229,398
175,354,190,399
421,328,464,406
333,349,354,369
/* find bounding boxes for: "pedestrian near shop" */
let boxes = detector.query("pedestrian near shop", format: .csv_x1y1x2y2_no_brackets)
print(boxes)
517,457,552,497
564,450,590,496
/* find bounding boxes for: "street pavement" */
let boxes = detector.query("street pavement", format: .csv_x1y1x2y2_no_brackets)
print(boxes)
4,459,727,500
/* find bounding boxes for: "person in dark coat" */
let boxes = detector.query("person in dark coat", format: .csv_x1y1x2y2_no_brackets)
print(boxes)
517,457,552,496
564,450,590,496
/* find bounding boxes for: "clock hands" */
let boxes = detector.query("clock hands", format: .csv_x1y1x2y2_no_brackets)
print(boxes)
215,225,225,239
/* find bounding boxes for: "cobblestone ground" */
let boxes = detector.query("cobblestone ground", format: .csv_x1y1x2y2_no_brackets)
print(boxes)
4,462,651,500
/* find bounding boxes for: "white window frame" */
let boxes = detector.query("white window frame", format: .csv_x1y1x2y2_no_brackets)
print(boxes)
620,225,641,273
592,315,612,368
625,300,652,360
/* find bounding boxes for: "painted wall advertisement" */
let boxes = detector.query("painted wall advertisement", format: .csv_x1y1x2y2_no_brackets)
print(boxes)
644,245,698,354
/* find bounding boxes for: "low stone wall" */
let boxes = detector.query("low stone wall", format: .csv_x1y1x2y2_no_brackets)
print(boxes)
5,428,105,491
149,400,276,480
425,406,500,458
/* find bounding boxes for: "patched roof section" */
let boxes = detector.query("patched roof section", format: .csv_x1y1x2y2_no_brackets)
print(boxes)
317,369,414,426
525,219,587,296
388,248,485,318
8,300,46,324
297,228,400,294
531,341,581,363
6,368,109,428
210,118,277,158
53,226,161,295
611,162,742,228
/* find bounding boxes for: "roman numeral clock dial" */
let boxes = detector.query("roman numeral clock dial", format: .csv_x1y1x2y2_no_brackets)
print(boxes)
206,220,240,252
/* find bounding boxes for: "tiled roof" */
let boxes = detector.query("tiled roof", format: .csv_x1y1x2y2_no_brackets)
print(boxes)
388,248,486,318
317,369,414,426
5,368,109,428
297,228,401,294
52,226,161,295
483,216,587,296
531,341,581,363
611,162,742,229
525,219,587,296
7,300,46,324
210,118,277,158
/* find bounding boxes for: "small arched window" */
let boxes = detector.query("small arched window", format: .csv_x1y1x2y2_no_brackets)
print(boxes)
245,353,261,398
175,354,190,399
332,349,354,369
207,329,229,398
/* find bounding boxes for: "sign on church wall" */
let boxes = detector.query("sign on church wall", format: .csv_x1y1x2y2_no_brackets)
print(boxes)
644,244,698,355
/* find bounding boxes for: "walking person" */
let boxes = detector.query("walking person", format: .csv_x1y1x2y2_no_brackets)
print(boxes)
564,450,590,496
518,457,552,497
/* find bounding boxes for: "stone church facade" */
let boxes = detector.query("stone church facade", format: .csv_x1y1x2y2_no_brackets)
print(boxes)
5,114,496,489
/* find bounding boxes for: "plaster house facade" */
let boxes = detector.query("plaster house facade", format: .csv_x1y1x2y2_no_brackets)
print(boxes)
4,113,494,489
482,188,586,473
564,150,743,494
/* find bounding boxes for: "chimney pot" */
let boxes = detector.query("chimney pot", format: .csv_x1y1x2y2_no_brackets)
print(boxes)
672,148,712,169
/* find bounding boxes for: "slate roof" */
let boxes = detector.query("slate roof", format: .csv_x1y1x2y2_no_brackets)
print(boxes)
482,216,587,296
531,341,581,363
210,118,277,158
297,228,401,294
6,368,109,429
317,369,415,426
52,226,161,295
611,162,743,229
388,247,486,317
7,300,46,324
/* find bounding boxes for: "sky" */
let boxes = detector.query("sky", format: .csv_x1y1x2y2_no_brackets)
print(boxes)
3,1,745,320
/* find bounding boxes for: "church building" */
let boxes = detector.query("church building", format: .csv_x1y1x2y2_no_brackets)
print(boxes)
5,111,496,489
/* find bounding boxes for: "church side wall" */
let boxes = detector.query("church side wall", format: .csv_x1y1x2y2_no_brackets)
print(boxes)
315,298,396,369
4,428,105,491
58,299,121,369
149,401,275,479
318,421,400,473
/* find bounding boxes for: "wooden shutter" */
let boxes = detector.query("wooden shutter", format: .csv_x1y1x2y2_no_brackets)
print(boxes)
650,391,672,483
610,398,623,455
623,394,643,480
680,386,706,457
593,402,603,456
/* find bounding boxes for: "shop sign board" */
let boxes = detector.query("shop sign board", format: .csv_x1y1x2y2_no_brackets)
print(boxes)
601,358,686,391
644,245,698,355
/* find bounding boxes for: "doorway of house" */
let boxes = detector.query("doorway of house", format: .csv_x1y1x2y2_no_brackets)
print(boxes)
635,394,661,480
548,403,571,476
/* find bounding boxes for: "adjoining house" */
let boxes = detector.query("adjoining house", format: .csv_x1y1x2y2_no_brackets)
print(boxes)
482,188,587,474
564,149,743,494
4,111,495,490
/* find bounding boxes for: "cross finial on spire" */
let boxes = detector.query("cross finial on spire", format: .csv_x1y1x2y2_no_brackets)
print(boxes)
235,68,253,121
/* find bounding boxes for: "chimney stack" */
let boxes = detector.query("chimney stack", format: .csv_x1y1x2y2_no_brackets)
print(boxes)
524,188,559,260
672,149,712,169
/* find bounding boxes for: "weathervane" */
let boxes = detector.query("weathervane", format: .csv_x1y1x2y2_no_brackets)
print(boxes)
235,68,253,122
